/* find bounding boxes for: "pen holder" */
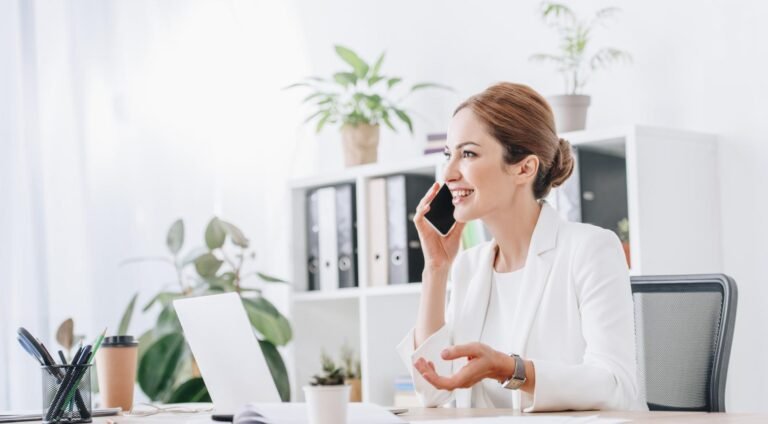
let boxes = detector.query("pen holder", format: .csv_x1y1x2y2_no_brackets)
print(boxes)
42,364,93,424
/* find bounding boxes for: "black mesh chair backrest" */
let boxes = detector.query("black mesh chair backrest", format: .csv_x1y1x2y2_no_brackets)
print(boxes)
630,274,737,412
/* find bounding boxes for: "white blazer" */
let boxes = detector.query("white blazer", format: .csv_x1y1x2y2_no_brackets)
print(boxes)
397,203,647,412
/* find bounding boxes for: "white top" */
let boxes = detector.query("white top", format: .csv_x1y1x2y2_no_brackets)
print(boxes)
471,269,524,408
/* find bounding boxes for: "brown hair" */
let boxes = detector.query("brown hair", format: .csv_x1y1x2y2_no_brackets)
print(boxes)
454,82,574,199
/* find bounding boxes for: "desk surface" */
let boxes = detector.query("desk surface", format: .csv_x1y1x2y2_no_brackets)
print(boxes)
401,407,767,423
81,405,768,424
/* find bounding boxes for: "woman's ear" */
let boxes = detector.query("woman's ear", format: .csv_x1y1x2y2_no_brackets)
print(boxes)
518,155,539,180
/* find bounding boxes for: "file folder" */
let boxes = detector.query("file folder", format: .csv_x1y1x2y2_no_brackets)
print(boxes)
335,183,358,289
306,189,320,291
386,174,433,285
317,186,339,291
367,178,389,287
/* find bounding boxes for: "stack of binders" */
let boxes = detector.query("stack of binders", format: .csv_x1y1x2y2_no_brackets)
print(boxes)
367,174,433,286
306,183,358,291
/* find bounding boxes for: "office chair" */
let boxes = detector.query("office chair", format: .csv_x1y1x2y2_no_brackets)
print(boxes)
630,274,737,412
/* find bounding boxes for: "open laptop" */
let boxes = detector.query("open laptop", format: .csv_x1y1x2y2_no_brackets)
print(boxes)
174,293,281,413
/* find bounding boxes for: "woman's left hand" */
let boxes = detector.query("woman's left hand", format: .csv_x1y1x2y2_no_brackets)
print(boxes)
413,342,513,390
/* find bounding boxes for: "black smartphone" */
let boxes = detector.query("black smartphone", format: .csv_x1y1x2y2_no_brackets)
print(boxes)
424,183,456,236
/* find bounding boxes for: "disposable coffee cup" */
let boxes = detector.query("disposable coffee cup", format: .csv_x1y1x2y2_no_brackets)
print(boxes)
95,335,138,412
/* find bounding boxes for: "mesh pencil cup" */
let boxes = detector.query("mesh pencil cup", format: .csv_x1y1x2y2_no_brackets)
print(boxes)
41,364,93,424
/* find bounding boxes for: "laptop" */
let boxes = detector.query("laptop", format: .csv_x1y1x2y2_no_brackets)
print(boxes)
174,293,281,413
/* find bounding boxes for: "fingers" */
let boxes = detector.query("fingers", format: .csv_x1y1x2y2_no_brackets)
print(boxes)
413,356,484,390
441,343,482,360
414,182,441,221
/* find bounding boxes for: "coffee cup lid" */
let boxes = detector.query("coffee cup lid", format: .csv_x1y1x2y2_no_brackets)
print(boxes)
102,335,139,347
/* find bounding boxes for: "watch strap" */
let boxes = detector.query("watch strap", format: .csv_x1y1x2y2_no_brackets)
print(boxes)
502,353,526,390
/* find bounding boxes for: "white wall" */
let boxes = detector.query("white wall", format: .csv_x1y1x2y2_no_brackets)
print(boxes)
289,0,768,411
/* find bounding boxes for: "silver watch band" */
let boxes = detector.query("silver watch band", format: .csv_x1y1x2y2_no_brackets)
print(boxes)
502,353,526,390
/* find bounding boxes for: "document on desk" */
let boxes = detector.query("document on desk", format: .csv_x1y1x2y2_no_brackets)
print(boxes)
415,416,627,424
235,402,404,424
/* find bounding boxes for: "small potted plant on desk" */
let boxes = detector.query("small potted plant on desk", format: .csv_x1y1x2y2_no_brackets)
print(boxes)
304,352,349,424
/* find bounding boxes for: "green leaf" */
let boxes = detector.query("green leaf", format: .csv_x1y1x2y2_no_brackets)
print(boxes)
393,108,413,133
156,304,182,335
166,219,184,255
334,45,369,79
386,77,402,90
137,329,156,361
137,333,186,400
369,51,385,79
194,253,224,278
205,217,226,249
142,291,183,313
242,297,293,346
259,340,290,402
367,75,386,87
381,112,396,132
179,246,207,267
166,377,211,403
409,82,452,92
219,220,249,248
316,111,332,133
205,272,236,291
117,293,138,335
257,272,287,283
333,72,357,88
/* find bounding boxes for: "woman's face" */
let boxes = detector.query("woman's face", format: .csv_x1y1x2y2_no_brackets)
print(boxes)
443,108,538,223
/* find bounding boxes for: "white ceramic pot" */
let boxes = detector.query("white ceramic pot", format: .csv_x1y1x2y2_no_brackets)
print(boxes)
547,94,591,132
303,385,350,424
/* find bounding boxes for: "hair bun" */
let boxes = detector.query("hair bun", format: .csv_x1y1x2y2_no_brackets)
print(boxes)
547,138,575,188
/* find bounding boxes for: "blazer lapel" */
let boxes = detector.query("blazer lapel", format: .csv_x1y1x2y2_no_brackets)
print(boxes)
507,203,560,356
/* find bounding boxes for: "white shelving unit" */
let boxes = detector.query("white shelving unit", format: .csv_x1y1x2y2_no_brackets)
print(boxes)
286,125,722,406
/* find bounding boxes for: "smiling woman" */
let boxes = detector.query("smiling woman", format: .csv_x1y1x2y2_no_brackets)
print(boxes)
398,82,646,412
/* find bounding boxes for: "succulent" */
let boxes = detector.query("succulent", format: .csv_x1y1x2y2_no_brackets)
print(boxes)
310,351,346,386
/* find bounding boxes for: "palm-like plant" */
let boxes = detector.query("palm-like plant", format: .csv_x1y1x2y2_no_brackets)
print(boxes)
286,45,450,133
530,2,632,94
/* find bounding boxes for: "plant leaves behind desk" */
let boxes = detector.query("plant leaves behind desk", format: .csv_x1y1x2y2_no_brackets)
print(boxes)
243,297,293,346
122,217,293,404
138,333,186,399
166,377,211,403
259,340,290,402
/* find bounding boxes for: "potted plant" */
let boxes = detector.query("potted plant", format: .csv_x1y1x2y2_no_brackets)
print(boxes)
304,352,350,424
530,1,632,132
117,218,292,402
617,217,631,268
286,45,450,167
340,343,362,402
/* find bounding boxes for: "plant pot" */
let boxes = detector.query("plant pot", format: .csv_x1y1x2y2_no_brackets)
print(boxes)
303,385,350,424
345,378,362,402
341,124,379,167
621,241,631,268
547,94,591,132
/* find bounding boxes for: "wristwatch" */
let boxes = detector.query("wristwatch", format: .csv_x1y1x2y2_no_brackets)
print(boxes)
501,353,527,390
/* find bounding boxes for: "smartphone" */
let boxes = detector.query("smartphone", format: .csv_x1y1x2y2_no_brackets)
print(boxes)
424,183,456,236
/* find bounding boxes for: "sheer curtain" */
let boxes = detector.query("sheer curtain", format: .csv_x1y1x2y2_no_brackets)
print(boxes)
1,0,309,409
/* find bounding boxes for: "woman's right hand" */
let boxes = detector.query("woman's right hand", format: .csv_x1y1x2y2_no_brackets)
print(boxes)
413,182,466,273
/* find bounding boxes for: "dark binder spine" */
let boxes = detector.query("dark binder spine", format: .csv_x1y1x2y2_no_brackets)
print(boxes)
336,183,358,288
306,189,320,291
405,175,433,283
